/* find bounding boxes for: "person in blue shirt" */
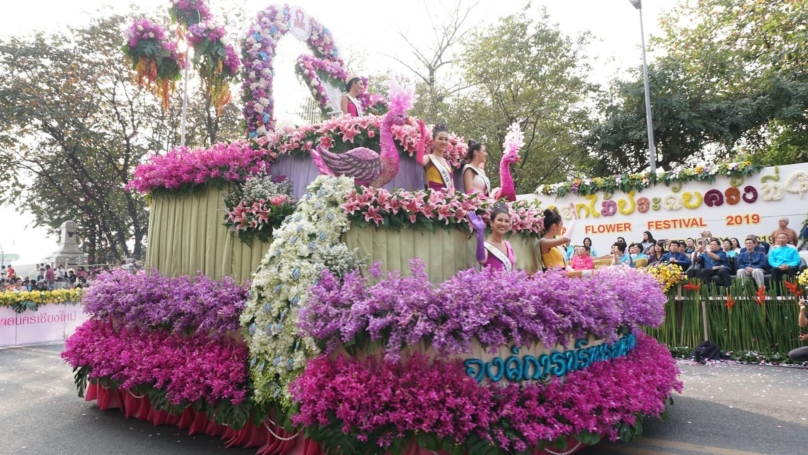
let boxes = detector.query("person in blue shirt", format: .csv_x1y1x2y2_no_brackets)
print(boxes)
769,232,801,282
659,241,692,269
736,238,767,288
694,238,731,287
610,242,634,268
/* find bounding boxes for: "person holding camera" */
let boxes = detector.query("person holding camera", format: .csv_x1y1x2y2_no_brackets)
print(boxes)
788,298,808,362
693,238,732,287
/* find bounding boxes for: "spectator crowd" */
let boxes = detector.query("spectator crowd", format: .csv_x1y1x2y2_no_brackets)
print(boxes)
564,217,807,288
0,259,141,292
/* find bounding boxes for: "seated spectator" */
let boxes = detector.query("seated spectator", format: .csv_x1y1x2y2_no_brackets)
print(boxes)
6,277,21,292
610,242,634,268
684,238,695,254
22,277,32,291
582,237,598,258
67,269,77,287
641,231,656,254
570,246,594,271
694,238,731,287
736,238,767,288
769,233,801,282
722,239,738,258
629,243,646,260
647,243,665,266
659,241,692,269
730,237,741,254
789,298,808,362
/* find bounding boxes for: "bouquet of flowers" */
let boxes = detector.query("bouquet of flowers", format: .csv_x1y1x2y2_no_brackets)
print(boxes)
168,0,212,28
122,19,184,109
799,268,808,288
187,20,240,115
647,262,684,294
223,172,296,244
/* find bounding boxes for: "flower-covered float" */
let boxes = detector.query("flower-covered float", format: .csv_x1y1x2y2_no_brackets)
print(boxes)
63,2,681,455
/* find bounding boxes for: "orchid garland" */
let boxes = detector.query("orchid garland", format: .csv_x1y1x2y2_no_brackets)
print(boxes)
62,319,249,406
127,141,273,195
82,269,248,336
242,4,345,136
341,186,544,238
535,161,763,198
240,175,355,409
295,54,348,114
186,20,240,115
122,19,184,110
300,264,666,362
291,334,682,453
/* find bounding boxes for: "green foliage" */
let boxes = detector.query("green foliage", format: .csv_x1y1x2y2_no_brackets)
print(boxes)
450,4,597,193
589,0,808,173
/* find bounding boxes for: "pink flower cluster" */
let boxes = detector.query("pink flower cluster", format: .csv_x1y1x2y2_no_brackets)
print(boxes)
225,195,293,230
187,21,227,46
127,141,274,194
123,19,167,49
341,186,543,237
260,116,468,167
291,334,681,452
62,319,249,406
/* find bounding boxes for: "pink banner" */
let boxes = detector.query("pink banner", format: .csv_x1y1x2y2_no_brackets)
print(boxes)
0,304,89,347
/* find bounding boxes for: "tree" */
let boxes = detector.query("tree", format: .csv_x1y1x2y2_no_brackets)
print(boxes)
449,4,597,193
0,13,244,262
388,0,480,124
587,0,808,172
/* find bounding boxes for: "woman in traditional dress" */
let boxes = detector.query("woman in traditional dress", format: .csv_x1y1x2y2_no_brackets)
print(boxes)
417,123,454,191
462,140,490,196
539,207,572,270
340,74,364,117
469,203,515,272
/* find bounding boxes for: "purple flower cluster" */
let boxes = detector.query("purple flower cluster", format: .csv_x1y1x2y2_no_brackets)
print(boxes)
291,334,682,451
82,269,248,336
223,44,240,77
123,18,166,49
62,320,249,405
187,21,227,46
300,262,666,361
127,141,273,194
168,0,212,28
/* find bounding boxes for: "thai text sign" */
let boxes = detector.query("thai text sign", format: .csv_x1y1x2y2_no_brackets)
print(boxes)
526,163,808,255
0,304,89,347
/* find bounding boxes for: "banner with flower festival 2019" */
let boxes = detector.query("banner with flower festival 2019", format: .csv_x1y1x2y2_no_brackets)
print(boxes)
529,162,808,258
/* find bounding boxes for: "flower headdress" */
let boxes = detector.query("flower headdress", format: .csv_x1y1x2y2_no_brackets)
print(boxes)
386,79,417,114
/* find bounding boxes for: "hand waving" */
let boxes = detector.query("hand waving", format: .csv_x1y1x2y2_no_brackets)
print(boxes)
569,202,578,221
468,212,486,233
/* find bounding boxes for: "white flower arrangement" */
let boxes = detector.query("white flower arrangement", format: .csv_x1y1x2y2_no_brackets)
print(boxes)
240,175,355,408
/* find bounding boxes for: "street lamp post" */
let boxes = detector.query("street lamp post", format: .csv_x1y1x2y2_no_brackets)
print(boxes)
629,0,656,174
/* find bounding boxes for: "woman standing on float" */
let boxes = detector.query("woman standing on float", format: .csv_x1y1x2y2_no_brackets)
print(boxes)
462,140,490,196
468,203,515,272
340,74,364,117
539,205,577,270
416,122,454,191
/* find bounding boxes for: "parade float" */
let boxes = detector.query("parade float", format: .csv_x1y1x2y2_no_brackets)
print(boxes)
62,3,683,454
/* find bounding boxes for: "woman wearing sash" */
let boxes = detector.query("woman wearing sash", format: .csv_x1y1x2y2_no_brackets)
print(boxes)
468,203,515,272
538,207,575,270
462,140,490,196
340,74,364,117
416,122,454,191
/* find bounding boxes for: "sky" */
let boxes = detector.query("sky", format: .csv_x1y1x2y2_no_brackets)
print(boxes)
0,0,677,264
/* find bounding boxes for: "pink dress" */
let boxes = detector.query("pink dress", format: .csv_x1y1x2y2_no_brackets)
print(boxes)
345,95,362,117
570,255,594,271
483,241,515,272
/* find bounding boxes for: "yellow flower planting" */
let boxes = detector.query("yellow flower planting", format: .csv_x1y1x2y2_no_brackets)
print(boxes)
647,263,683,294
0,289,84,308
799,269,808,288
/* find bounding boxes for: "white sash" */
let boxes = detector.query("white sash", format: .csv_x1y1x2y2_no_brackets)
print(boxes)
428,155,454,190
462,164,490,195
346,95,363,116
484,242,512,273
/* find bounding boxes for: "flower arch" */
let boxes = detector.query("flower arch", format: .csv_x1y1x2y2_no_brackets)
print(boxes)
242,4,348,137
